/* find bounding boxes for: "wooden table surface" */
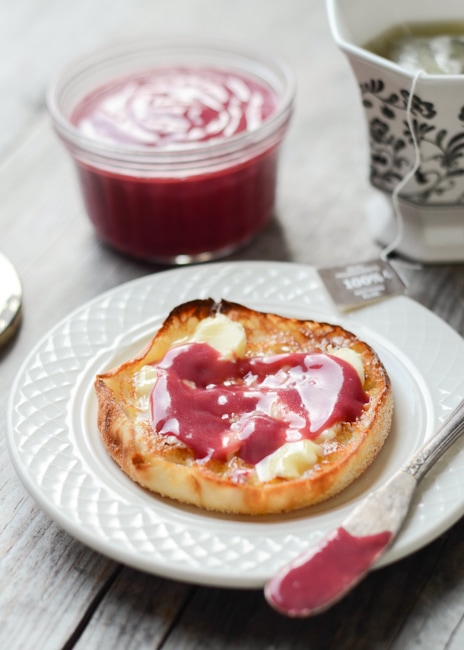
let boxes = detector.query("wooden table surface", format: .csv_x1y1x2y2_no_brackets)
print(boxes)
1,1,463,648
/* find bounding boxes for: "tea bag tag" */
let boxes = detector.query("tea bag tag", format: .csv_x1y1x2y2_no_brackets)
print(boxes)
317,258,407,312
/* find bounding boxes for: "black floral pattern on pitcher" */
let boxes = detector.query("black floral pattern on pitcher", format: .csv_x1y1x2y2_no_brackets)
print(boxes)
361,78,464,204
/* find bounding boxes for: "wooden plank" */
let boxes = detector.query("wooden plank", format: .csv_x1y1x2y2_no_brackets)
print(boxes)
405,265,464,335
1,0,463,648
73,571,192,649
390,517,464,650
0,118,159,649
154,539,448,650
0,477,119,649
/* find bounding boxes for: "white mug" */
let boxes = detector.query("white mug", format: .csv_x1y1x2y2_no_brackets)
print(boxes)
327,0,464,262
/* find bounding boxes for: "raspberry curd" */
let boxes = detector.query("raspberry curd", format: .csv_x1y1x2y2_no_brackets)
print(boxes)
48,41,294,262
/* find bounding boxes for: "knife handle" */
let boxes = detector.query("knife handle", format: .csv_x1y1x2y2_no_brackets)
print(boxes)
402,398,464,482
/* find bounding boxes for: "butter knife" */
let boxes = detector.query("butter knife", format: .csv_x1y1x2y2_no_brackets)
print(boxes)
0,252,22,348
265,397,464,617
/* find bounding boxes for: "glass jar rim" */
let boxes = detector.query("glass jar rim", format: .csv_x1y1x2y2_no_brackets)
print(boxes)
47,36,296,167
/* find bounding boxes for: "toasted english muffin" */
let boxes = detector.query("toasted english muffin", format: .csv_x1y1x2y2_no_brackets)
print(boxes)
95,299,393,515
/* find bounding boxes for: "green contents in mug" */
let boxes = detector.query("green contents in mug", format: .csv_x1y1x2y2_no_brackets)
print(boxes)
365,21,464,74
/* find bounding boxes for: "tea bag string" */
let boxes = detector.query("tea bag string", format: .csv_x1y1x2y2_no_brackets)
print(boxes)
380,69,424,262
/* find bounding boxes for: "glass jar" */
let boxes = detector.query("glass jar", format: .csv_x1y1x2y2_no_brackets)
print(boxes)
47,38,295,264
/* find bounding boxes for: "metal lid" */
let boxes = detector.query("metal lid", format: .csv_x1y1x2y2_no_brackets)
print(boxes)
0,253,22,347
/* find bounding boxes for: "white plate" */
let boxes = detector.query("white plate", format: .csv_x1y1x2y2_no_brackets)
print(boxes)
7,261,464,588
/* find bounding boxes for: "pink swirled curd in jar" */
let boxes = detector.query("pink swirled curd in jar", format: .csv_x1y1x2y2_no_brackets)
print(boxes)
72,68,277,147
47,41,295,263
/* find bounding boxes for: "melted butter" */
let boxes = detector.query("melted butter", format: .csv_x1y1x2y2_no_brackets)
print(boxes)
190,312,246,359
149,344,368,464
316,424,339,443
255,439,320,481
132,315,368,478
134,313,246,405
330,347,364,385
132,364,158,409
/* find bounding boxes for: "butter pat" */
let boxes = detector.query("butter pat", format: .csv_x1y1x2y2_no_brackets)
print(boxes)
133,364,157,408
191,313,246,359
255,439,320,481
330,347,364,385
316,425,338,443
134,314,246,403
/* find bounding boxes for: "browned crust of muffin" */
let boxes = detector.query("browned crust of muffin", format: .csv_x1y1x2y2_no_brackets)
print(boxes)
95,299,393,515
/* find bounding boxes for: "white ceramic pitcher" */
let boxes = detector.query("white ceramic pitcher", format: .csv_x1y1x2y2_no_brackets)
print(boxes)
327,0,464,262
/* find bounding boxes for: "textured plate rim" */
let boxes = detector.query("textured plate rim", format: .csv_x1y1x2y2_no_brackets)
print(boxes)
6,261,464,588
